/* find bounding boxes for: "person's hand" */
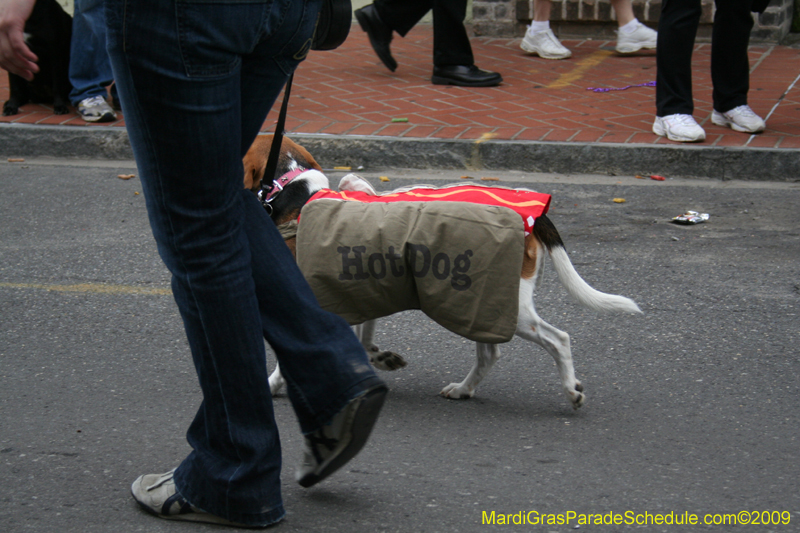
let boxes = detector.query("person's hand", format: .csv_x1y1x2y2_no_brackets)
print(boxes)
0,0,39,80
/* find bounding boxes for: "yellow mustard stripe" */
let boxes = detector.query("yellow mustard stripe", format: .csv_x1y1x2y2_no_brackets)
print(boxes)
338,188,547,208
547,49,613,89
0,282,171,296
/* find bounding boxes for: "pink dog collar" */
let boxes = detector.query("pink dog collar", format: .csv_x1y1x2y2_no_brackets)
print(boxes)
259,168,306,205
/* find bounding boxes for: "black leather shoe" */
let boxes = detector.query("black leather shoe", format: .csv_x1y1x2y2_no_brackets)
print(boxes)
431,65,503,87
354,5,397,72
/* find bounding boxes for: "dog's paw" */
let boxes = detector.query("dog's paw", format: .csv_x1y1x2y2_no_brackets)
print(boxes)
268,372,285,396
568,386,586,410
369,348,407,371
440,383,475,399
53,105,70,115
2,103,19,116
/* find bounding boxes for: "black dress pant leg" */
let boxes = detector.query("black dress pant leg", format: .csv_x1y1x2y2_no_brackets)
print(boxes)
711,0,754,113
373,0,474,67
432,0,473,67
656,0,702,116
374,0,433,36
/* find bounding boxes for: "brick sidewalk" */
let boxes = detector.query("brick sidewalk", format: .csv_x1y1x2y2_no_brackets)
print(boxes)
3,25,800,149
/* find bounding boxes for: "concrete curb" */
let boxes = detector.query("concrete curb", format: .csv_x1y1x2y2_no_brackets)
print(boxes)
1,124,134,160
3,123,799,181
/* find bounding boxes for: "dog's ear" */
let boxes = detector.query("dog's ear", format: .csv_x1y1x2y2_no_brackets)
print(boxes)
282,137,322,171
338,173,377,195
242,134,272,191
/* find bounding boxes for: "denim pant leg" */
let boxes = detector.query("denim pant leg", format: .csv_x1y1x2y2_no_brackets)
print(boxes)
234,14,383,429
69,0,114,106
106,0,381,526
239,190,384,434
106,9,286,521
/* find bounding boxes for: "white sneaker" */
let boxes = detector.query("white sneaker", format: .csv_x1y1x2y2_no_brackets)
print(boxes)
130,469,255,527
77,95,117,123
616,22,657,53
520,28,571,59
653,114,706,142
711,105,766,133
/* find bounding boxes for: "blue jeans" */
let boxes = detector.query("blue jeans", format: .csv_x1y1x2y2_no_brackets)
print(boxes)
69,0,117,106
105,0,384,526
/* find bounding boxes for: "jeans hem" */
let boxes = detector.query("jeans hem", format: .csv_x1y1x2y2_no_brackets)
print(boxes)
302,375,387,434
173,472,286,527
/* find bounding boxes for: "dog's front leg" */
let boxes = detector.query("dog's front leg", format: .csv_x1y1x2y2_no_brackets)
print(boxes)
268,362,286,395
440,342,500,399
3,74,29,116
354,320,407,371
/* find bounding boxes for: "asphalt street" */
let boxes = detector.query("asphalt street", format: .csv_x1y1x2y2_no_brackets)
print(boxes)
1,159,798,532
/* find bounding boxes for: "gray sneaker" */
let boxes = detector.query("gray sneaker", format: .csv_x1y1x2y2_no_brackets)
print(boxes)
131,469,264,528
77,95,117,123
296,383,388,488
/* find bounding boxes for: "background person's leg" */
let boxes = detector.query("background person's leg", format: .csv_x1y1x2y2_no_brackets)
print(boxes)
431,0,473,67
711,0,753,113
655,0,701,117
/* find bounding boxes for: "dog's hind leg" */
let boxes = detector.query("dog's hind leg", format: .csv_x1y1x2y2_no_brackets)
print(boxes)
354,320,407,371
516,278,585,409
268,362,286,395
440,342,500,399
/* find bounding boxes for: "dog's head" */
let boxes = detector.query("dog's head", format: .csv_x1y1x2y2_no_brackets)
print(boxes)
244,135,380,224
243,134,323,192
242,135,330,233
261,168,330,226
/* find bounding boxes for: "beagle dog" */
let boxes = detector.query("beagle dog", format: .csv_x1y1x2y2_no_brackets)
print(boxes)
244,138,642,409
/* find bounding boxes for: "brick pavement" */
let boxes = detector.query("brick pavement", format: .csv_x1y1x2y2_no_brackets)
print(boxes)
3,25,800,150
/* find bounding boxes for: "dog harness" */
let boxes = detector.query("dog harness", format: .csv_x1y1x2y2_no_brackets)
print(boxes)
295,185,551,343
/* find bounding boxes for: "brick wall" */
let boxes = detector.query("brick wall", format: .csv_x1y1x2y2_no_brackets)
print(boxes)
471,0,794,42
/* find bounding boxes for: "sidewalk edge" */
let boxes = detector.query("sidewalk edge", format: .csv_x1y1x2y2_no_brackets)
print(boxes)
2,124,798,181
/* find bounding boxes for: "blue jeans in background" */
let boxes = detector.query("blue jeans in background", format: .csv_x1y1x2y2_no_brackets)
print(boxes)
105,0,384,526
69,0,117,106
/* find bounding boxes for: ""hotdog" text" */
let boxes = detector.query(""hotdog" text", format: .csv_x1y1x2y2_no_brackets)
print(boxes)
337,244,473,291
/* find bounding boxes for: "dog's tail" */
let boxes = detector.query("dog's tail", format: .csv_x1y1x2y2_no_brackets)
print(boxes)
534,214,642,314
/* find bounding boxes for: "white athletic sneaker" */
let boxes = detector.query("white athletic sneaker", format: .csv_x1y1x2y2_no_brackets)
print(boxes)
520,28,571,59
131,469,257,527
653,114,706,142
77,95,117,123
616,22,657,53
711,105,766,133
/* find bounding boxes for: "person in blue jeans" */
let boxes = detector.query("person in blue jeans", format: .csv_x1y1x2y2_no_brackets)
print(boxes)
0,0,388,528
69,0,118,122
